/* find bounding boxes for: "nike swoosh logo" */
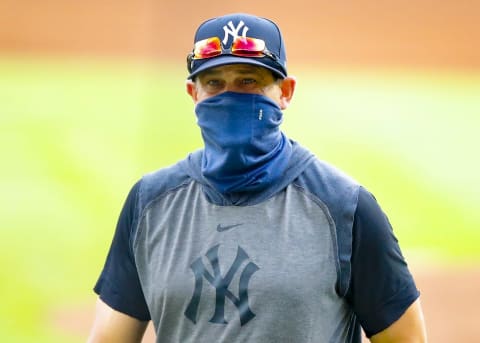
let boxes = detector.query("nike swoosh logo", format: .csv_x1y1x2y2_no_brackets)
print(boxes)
216,223,244,232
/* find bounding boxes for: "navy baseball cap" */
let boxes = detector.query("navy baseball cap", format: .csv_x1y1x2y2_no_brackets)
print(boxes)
187,13,288,79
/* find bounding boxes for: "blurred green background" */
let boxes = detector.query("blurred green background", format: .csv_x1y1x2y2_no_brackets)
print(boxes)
1,1,479,342
1,57,479,343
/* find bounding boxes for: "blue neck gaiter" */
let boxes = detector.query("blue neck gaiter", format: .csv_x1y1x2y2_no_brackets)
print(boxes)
195,91,292,194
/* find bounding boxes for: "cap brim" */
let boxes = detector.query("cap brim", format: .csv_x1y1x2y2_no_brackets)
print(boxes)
188,55,286,80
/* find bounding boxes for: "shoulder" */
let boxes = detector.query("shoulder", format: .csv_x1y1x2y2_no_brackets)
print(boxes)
137,157,194,211
293,158,361,226
295,158,359,193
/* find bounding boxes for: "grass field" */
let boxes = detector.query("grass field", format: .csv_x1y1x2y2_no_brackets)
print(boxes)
1,56,479,342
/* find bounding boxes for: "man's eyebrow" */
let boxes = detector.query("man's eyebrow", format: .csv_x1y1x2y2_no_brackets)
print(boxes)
237,70,265,78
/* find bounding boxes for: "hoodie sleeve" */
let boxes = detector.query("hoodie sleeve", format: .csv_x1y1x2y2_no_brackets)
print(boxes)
93,181,151,321
346,186,419,337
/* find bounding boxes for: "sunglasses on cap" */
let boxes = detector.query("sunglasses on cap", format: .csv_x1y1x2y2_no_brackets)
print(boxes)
187,36,280,73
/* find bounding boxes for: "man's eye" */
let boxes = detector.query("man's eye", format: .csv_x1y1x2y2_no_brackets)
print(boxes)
206,79,222,87
242,78,257,85
203,79,225,88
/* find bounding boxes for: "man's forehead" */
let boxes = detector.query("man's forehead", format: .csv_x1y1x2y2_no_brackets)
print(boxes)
199,64,270,76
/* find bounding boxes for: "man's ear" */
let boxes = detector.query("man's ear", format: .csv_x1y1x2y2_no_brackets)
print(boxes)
278,76,296,110
186,80,198,103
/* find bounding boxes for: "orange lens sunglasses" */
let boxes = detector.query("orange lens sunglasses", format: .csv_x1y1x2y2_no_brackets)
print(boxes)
187,36,279,71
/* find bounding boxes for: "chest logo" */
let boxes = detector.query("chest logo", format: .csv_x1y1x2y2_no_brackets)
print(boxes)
216,223,243,232
184,244,259,326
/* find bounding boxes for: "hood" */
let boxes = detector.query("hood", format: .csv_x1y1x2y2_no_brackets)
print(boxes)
180,140,315,206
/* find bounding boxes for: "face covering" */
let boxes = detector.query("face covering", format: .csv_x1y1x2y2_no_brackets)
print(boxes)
195,91,292,194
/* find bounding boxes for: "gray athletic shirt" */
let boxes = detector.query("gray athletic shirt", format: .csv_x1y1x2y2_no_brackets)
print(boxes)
94,142,419,342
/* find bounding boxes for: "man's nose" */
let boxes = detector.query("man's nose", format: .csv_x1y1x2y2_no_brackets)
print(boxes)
225,84,254,95
224,83,241,93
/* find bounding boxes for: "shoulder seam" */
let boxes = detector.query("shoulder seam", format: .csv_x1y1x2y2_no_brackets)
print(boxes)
290,181,336,229
290,181,341,285
132,178,195,250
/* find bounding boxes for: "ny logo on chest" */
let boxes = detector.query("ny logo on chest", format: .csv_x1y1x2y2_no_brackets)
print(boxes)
184,244,259,326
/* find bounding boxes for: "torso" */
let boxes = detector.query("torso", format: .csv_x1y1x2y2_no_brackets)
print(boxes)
133,181,355,343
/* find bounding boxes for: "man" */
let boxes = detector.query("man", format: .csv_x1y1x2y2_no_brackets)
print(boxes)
88,13,427,343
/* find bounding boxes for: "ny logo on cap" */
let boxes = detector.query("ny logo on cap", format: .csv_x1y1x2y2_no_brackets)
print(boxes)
222,20,249,46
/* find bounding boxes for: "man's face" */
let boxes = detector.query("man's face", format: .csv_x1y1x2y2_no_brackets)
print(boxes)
186,64,295,110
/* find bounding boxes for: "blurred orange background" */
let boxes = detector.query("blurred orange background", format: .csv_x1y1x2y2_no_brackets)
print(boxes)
1,0,479,70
